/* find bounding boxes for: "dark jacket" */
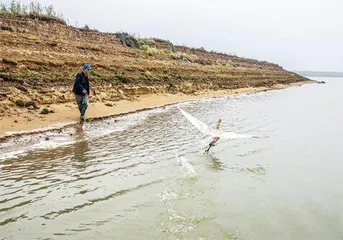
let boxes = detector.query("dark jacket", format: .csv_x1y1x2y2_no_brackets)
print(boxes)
72,72,90,95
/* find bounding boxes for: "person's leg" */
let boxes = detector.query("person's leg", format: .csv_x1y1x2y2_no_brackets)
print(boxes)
75,94,83,114
80,94,89,120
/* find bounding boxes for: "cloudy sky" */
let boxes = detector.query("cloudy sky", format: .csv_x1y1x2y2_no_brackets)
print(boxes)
6,0,343,71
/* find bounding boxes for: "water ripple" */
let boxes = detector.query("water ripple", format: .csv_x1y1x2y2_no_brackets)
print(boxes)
1,85,339,239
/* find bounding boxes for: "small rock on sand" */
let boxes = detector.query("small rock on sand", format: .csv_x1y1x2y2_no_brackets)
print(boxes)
105,103,114,107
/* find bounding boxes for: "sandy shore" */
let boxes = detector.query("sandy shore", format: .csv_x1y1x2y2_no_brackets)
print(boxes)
0,82,313,138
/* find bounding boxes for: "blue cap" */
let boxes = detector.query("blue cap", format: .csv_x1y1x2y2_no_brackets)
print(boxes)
83,64,92,70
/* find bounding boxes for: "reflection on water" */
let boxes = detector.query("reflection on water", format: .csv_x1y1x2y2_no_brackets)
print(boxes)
206,155,226,171
72,125,90,166
1,78,343,239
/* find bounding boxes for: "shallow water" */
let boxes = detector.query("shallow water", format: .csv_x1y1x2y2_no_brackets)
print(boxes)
1,77,342,240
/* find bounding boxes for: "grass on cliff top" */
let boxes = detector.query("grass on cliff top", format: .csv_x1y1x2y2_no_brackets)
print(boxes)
0,0,65,24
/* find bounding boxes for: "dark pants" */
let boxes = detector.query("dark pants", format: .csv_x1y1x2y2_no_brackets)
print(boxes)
75,94,88,119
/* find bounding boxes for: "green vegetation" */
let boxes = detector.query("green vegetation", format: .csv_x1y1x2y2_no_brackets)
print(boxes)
115,32,140,48
40,107,49,114
90,69,101,78
0,0,65,23
138,38,155,46
25,70,40,78
141,45,166,56
115,72,130,84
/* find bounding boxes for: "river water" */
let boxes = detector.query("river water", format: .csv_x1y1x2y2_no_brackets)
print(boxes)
1,77,342,240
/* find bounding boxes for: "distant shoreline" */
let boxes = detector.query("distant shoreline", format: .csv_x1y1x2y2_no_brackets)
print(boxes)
296,71,343,78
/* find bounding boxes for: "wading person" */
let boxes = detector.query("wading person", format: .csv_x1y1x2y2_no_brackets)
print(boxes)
72,64,91,122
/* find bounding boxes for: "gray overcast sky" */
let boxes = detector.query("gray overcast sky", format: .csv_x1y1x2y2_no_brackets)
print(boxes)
6,0,343,71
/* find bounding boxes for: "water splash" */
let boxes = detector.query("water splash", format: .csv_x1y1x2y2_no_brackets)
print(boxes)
177,106,212,136
176,155,197,179
177,106,254,140
158,187,178,204
158,187,197,239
